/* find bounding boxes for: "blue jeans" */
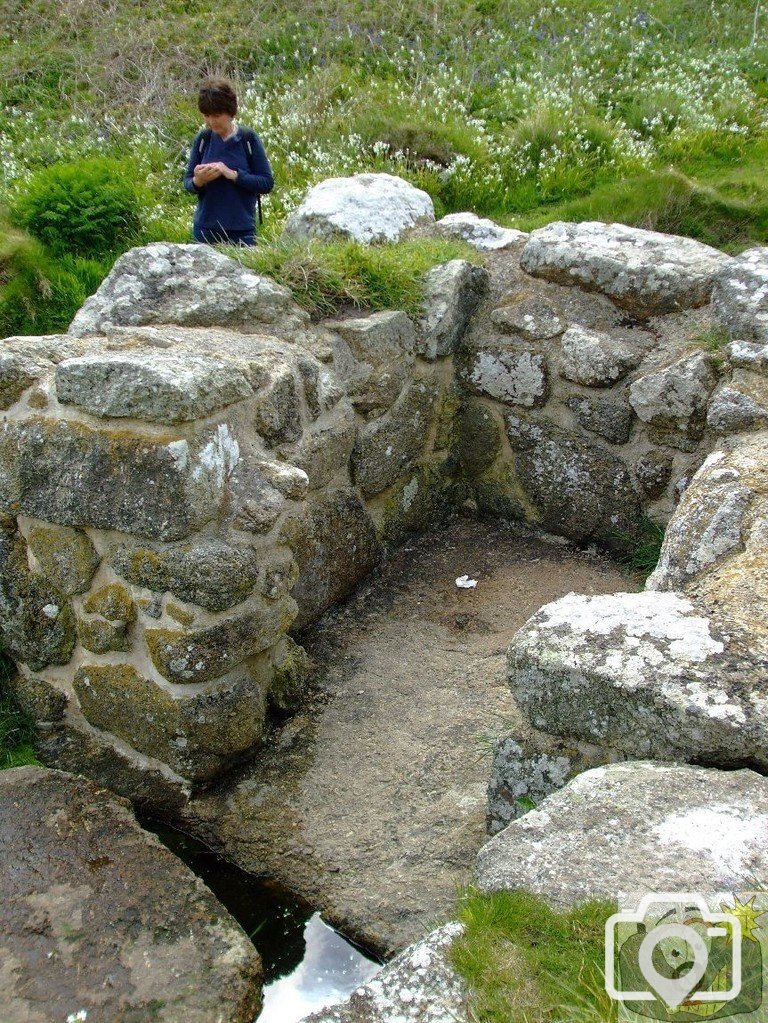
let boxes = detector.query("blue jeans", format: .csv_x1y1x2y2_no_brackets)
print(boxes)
193,226,256,246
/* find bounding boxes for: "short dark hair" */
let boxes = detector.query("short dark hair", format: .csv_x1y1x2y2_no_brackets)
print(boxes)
198,78,238,116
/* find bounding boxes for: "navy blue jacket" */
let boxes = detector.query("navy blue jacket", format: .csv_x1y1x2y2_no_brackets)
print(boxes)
184,127,274,231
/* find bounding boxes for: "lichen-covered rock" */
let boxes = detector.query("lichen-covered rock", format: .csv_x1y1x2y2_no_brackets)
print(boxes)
712,247,768,343
252,370,305,449
110,538,262,612
7,418,237,541
6,665,67,721
269,635,311,712
305,922,467,1023
464,348,548,407
509,590,768,768
280,488,381,628
0,350,48,408
629,351,718,446
254,458,309,500
647,439,766,591
416,260,487,360
69,242,306,335
145,594,297,685
37,715,192,811
490,293,565,342
521,221,731,317
634,449,674,498
506,416,641,547
286,404,357,489
559,325,650,386
78,582,136,653
0,766,263,1022
284,173,435,244
728,338,768,375
0,531,76,670
26,526,100,595
55,350,253,423
380,461,460,546
454,399,503,477
707,373,768,434
326,311,415,414
351,380,438,496
476,762,768,906
432,211,527,250
486,734,605,836
73,660,270,780
565,393,633,445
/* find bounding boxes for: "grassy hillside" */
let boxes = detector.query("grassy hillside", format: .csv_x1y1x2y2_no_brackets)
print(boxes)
0,1,766,331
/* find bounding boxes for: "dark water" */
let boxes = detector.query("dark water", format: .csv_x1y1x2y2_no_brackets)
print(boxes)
145,821,382,1021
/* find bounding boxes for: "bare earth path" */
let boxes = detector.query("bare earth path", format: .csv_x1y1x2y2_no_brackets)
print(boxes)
181,519,634,955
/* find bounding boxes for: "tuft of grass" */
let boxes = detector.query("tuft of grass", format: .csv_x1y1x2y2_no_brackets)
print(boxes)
614,517,666,579
230,236,481,319
450,888,617,1023
693,324,731,352
0,651,39,770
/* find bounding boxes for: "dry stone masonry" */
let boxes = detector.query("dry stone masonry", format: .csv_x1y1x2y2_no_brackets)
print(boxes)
2,214,768,823
0,242,484,806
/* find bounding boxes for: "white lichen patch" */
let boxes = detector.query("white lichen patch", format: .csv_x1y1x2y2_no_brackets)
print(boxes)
653,805,768,877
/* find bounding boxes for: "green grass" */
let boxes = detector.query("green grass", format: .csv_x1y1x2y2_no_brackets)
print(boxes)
1,2,767,330
231,236,481,318
0,651,39,769
615,517,666,579
450,889,617,1023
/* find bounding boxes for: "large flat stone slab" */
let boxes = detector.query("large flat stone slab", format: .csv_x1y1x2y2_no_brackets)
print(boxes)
55,350,253,423
0,766,262,1023
476,762,768,907
509,589,768,768
521,221,731,317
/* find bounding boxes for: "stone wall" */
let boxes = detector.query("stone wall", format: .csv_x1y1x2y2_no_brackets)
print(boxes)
452,221,765,550
0,244,483,807
2,228,766,809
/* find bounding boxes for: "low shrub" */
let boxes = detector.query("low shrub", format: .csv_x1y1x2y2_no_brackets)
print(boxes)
11,156,143,258
0,225,109,335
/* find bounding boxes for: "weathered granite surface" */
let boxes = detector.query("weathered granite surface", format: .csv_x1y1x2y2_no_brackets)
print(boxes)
520,221,731,317
305,923,467,1023
508,589,768,767
69,243,306,335
283,173,435,244
712,246,768,342
0,766,262,1023
477,762,768,906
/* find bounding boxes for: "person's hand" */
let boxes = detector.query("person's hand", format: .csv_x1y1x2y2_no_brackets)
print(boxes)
208,161,238,181
193,163,221,186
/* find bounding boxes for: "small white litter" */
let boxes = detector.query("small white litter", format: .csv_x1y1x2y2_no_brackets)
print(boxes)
455,575,478,589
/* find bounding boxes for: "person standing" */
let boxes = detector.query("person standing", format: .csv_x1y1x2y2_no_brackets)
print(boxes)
184,78,273,246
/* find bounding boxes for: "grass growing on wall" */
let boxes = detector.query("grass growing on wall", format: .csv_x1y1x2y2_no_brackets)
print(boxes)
1,1,767,329
232,236,481,318
450,888,617,1023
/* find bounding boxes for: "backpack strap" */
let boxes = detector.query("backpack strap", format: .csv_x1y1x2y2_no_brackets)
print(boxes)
198,128,212,156
240,128,264,224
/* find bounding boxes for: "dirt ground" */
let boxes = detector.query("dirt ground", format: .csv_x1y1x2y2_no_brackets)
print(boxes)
182,517,636,956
